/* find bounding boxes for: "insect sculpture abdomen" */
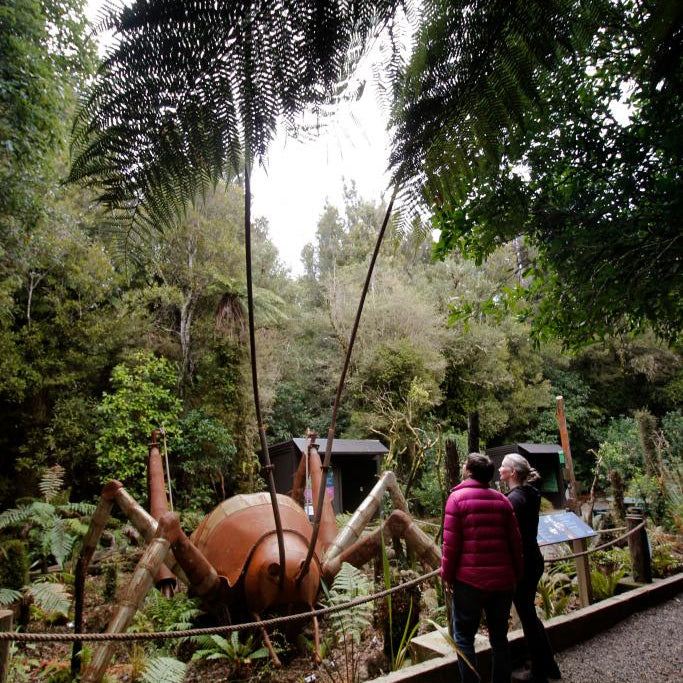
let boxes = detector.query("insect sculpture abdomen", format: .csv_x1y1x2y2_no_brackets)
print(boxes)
191,492,322,614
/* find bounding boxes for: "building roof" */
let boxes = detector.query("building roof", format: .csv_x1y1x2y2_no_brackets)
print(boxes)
269,438,388,458
485,442,562,458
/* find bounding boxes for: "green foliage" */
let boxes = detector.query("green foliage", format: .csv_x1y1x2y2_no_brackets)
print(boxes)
140,656,188,683
650,541,683,579
590,548,629,600
139,588,203,635
95,352,182,498
0,466,95,570
173,409,236,510
26,579,71,618
191,632,271,665
427,1,682,345
0,539,29,589
537,567,574,619
6,643,42,683
326,562,373,646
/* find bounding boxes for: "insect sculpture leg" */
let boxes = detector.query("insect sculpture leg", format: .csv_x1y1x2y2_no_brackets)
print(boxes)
323,471,408,567
322,471,441,581
252,612,282,667
80,515,178,683
311,609,321,663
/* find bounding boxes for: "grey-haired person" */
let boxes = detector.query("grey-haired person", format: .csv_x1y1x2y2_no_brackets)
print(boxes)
499,454,562,682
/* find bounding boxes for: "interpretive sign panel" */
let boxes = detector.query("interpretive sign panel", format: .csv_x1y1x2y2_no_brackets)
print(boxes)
537,511,596,546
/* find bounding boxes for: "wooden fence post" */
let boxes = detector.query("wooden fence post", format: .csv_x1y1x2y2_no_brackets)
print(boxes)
0,609,13,683
571,538,593,607
626,509,652,583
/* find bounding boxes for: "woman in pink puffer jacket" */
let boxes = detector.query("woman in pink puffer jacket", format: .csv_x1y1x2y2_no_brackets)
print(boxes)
441,453,523,683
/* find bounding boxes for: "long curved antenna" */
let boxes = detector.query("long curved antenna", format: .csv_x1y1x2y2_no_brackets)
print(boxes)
298,185,398,582
244,167,286,584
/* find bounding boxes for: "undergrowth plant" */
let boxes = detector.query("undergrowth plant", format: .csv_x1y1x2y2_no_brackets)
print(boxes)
322,562,373,683
0,465,95,572
191,631,272,678
537,566,574,619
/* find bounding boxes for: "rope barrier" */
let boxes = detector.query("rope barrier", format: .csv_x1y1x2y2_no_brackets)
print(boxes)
0,522,646,643
0,569,441,643
543,520,645,563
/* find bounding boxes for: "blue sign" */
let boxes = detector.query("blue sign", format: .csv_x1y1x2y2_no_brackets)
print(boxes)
537,511,596,546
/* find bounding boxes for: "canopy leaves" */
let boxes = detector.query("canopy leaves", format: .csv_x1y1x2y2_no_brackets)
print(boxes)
69,0,400,248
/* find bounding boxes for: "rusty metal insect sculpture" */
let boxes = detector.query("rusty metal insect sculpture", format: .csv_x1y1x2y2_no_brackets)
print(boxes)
72,186,442,683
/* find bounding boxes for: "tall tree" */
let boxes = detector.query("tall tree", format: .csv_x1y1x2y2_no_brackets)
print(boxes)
421,0,682,344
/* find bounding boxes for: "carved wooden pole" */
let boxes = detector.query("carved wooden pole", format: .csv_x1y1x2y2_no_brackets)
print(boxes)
556,395,579,513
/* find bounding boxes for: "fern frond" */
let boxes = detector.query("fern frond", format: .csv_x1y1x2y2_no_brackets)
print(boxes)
70,0,403,243
28,581,71,616
389,0,608,221
0,588,22,606
0,505,33,530
39,465,65,502
327,562,373,644
141,656,188,683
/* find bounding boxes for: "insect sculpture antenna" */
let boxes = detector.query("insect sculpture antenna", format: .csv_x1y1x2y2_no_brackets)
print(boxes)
298,185,398,583
244,167,287,585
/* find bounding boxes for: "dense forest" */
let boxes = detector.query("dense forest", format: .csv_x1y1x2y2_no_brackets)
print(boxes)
0,0,680,527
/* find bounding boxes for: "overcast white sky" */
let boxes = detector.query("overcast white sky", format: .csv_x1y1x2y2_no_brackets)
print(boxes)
84,1,393,275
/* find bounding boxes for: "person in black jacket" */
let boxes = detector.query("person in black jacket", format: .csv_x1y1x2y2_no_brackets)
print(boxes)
499,453,562,682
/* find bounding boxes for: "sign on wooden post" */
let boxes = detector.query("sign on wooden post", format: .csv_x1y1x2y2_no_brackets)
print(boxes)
0,609,13,683
538,511,596,607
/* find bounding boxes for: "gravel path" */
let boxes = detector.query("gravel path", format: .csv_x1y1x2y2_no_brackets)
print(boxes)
554,593,683,683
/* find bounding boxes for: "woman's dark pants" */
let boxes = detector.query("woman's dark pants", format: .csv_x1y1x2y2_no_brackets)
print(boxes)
452,581,513,683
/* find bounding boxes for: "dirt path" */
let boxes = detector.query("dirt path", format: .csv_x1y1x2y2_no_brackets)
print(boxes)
555,593,683,683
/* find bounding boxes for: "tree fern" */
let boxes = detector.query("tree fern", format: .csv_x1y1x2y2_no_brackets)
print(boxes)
388,0,609,233
70,0,402,248
326,562,373,645
0,588,22,606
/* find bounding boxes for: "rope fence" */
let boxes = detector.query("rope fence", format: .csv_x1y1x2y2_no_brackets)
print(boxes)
0,569,441,643
0,520,648,644
542,519,645,562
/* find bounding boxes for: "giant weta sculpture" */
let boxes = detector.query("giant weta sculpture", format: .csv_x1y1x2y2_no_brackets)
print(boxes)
75,430,441,682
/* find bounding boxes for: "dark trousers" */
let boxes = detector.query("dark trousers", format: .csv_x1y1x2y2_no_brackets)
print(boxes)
513,563,559,680
451,581,513,683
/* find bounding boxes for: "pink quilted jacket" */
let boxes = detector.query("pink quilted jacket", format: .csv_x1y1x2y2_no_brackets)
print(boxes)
441,478,523,592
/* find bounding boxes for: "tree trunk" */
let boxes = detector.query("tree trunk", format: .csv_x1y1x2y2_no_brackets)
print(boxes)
445,438,460,491
179,289,199,393
467,411,480,454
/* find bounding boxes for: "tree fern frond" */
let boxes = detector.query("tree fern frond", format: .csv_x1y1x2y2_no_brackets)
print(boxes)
39,465,65,502
141,656,188,683
327,562,373,644
0,589,22,606
48,520,76,568
389,0,609,221
70,0,402,244
0,505,33,530
28,581,71,616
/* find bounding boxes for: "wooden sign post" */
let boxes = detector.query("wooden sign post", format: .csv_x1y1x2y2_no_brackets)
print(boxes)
556,395,579,513
538,511,596,607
